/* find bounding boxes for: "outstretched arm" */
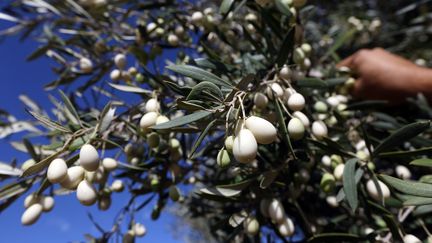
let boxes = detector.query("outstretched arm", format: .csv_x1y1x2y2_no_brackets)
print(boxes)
337,48,432,103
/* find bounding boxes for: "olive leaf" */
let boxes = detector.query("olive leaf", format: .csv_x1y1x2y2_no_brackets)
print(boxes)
167,65,233,88
343,158,359,212
151,110,212,130
27,110,72,133
379,174,432,197
410,158,432,167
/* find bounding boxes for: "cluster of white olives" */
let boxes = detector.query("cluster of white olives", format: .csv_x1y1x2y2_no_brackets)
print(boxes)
123,222,147,242
109,53,139,82
21,144,123,225
260,198,295,237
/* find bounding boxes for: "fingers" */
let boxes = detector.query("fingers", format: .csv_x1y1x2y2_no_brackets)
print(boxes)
336,55,355,69
350,78,363,98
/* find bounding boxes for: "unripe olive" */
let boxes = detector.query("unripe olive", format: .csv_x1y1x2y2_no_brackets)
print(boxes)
102,158,118,172
145,98,160,112
167,34,179,46
233,129,258,163
330,154,343,168
79,144,100,172
156,115,169,124
123,230,135,243
21,159,36,171
278,217,295,237
254,92,268,109
147,132,160,148
114,53,126,69
301,43,312,56
217,149,231,167
395,165,411,180
169,186,181,202
21,203,43,226
93,166,106,184
287,118,305,140
41,196,55,212
76,180,98,206
135,73,144,83
224,136,234,152
287,93,305,111
367,162,375,171
312,121,328,139
326,196,339,208
134,223,147,237
293,47,305,64
292,111,310,127
366,179,390,201
320,173,336,193
268,199,285,223
279,65,291,80
47,158,68,183
321,155,331,167
140,112,158,130
150,178,160,191
302,58,311,70
79,57,93,73
314,101,328,113
244,216,260,236
403,234,421,243
333,164,345,181
245,116,277,144
111,179,124,192
98,195,111,211
151,206,161,220
356,150,370,161
60,166,85,190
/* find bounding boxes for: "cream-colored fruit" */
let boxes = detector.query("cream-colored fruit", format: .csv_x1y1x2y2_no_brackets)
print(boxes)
167,34,179,46
234,119,245,136
102,158,118,171
145,98,160,112
245,13,258,22
321,155,331,167
127,67,137,76
140,112,158,129
395,165,411,180
175,25,184,36
278,217,295,237
47,158,68,183
114,53,126,69
333,164,345,181
292,111,310,127
93,166,106,183
270,83,284,98
366,179,390,201
284,87,296,100
403,234,421,243
301,43,312,56
244,217,260,236
156,115,169,124
21,203,43,226
79,144,99,172
134,223,147,237
76,180,97,206
287,93,305,111
110,69,121,81
254,92,268,109
279,65,291,80
24,194,39,208
60,166,85,189
79,57,93,73
312,121,328,139
232,129,258,163
191,11,204,24
288,118,305,140
21,159,36,171
293,47,305,64
245,116,277,144
326,96,340,107
326,196,339,208
314,101,328,113
268,199,285,223
41,196,54,212
146,22,157,33
111,179,124,192
217,149,231,168
225,136,234,151
98,196,111,211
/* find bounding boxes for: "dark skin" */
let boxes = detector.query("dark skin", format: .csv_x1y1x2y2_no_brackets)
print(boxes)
337,48,432,103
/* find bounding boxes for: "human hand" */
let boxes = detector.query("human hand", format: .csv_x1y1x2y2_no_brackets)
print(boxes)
337,48,430,103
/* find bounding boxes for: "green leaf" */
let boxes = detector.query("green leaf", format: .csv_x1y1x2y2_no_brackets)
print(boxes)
343,158,359,212
346,100,389,110
189,119,217,158
402,195,432,206
23,138,39,162
167,65,232,88
296,78,328,89
151,110,212,130
26,45,50,61
322,28,356,61
22,149,65,177
378,147,432,158
28,110,71,133
187,81,223,101
274,99,296,158
275,0,292,16
325,77,348,87
373,121,430,155
410,158,432,167
379,174,432,197
98,102,116,133
108,83,152,94
275,27,295,66
199,187,241,197
0,180,31,201
260,170,279,189
308,233,363,242
58,90,81,126
219,0,234,16
337,169,363,202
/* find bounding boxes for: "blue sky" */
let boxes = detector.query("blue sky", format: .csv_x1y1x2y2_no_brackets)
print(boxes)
0,35,183,242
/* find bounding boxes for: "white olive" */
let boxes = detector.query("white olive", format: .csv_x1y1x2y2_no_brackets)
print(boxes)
40,196,54,212
287,93,305,111
145,98,160,112
110,69,121,81
114,53,126,69
366,179,390,201
333,163,345,181
292,111,310,127
243,216,260,236
254,92,268,109
134,223,147,237
403,234,421,243
245,116,277,144
102,158,118,171
395,165,411,180
311,121,328,139
326,196,339,208
79,57,93,73
47,158,67,183
288,118,305,140
111,179,124,192
79,144,99,172
76,180,97,206
60,166,85,190
232,129,257,163
140,112,158,130
167,34,179,46
21,203,43,226
278,216,295,237
268,199,285,223
279,65,291,80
